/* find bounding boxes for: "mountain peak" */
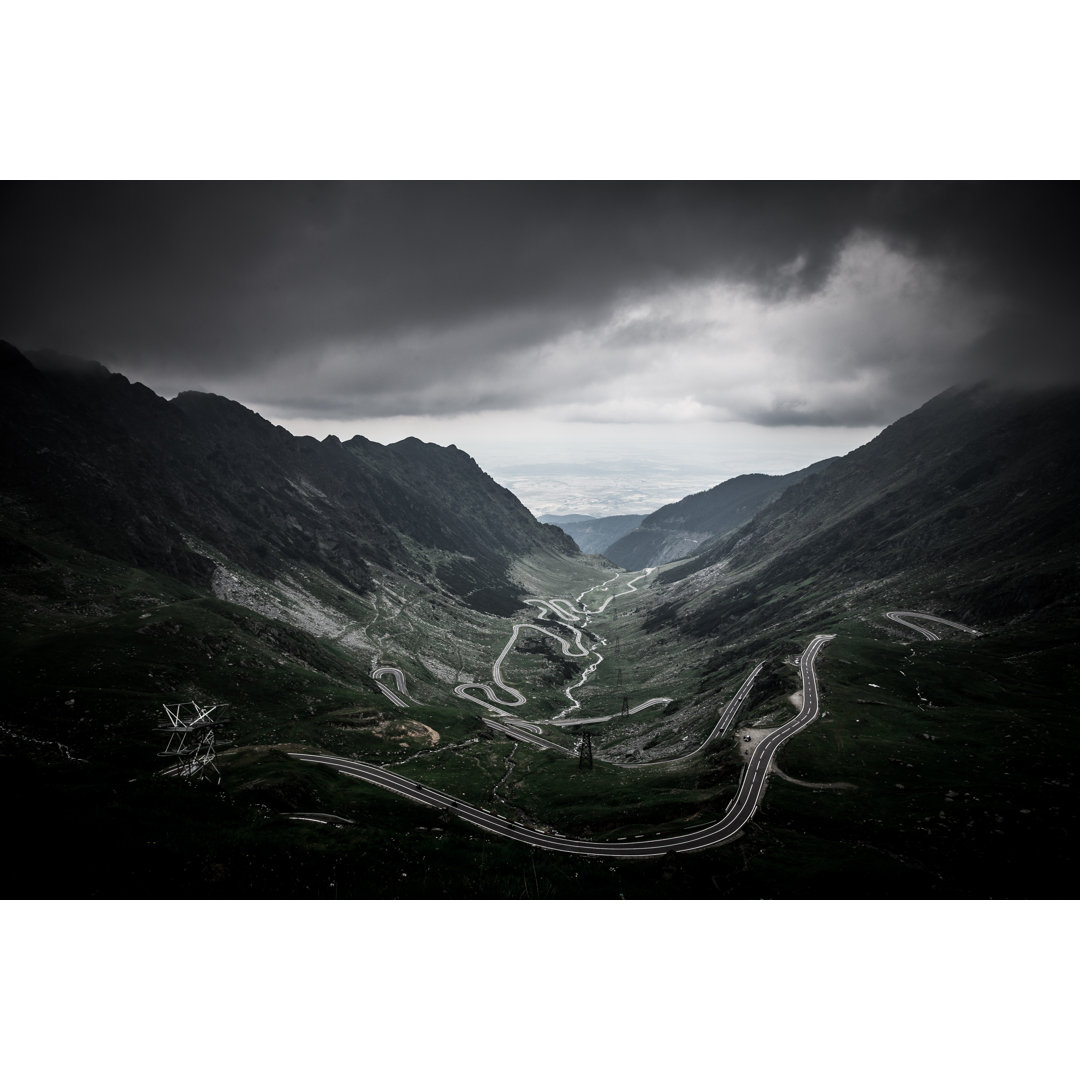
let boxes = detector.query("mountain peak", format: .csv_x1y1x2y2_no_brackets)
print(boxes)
26,348,117,382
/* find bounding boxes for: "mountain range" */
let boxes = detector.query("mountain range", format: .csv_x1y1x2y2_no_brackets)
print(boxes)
599,460,835,570
540,460,834,567
2,340,1077,899
538,513,646,555
0,343,575,617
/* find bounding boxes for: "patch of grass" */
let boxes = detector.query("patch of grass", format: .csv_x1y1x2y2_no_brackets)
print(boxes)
756,619,1078,896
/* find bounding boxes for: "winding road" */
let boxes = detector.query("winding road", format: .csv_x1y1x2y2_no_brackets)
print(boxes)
453,568,661,721
290,634,832,858
574,567,655,614
548,697,677,727
454,623,590,712
372,666,410,708
549,661,763,768
293,601,984,858
483,659,760,767
885,611,981,641
480,718,574,753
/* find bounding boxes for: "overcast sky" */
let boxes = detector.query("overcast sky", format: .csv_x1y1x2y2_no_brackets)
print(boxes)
3,181,1077,510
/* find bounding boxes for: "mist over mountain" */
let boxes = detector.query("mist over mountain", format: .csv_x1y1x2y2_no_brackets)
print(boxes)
539,513,646,554
538,514,594,525
602,460,835,570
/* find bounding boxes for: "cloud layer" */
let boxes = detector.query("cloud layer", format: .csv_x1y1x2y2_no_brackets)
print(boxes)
3,182,1076,433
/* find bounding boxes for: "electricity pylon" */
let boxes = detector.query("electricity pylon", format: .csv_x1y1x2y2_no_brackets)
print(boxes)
578,730,593,770
157,701,227,781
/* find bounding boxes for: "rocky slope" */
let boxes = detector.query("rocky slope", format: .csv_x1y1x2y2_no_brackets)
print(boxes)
0,342,576,617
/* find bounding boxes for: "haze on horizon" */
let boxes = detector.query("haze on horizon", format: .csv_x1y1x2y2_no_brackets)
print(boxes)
3,182,1077,515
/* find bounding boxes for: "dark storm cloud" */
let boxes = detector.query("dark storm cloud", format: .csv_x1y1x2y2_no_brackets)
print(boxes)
2,182,1077,420
0,182,861,361
742,396,902,428
859,182,1080,384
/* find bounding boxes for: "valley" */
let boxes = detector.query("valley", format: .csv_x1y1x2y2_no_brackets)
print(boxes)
5,510,1069,900
289,631,834,857
2,344,1078,899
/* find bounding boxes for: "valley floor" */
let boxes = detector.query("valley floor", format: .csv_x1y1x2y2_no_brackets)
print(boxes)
3,541,1075,898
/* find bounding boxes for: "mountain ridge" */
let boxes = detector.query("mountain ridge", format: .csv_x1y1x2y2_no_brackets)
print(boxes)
1,341,577,616
540,513,646,554
647,381,1080,641
602,458,836,570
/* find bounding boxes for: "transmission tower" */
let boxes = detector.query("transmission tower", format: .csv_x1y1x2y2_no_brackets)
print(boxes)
578,730,593,770
621,695,630,719
156,701,227,782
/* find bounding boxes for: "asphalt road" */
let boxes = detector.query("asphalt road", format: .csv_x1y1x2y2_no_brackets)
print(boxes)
284,811,356,825
548,696,674,727
372,666,410,708
454,621,590,712
717,662,765,737
604,662,763,769
290,633,833,858
885,611,980,641
481,717,573,753
453,569,656,719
